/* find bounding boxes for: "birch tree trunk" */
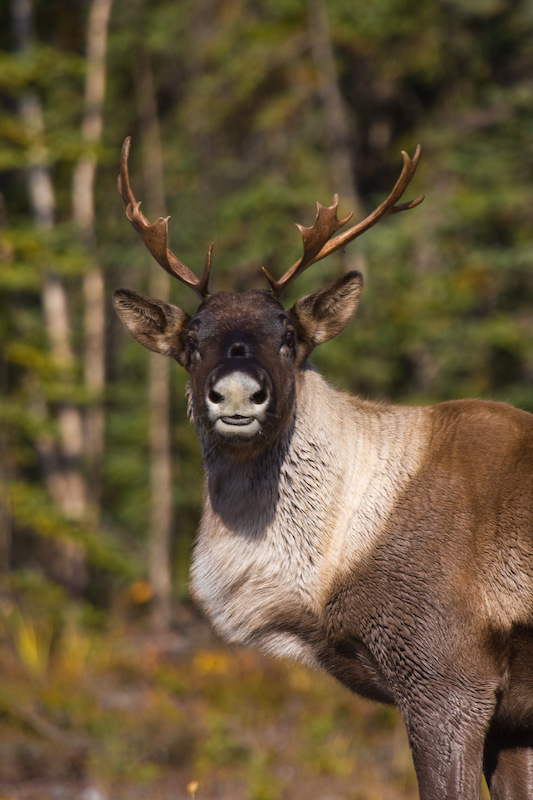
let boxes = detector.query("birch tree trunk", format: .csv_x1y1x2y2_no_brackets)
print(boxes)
306,0,367,275
135,50,174,632
12,0,88,589
72,0,114,521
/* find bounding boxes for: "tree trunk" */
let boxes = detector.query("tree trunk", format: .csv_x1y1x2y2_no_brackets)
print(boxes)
0,342,12,578
135,50,174,632
72,0,114,521
12,0,88,589
306,0,367,275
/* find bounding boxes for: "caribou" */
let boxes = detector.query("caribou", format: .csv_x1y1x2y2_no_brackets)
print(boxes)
113,137,533,800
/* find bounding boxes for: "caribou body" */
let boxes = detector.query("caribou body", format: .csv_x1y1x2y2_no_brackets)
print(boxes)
114,139,533,800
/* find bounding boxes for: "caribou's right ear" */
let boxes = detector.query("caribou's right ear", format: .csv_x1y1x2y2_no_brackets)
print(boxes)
113,289,191,368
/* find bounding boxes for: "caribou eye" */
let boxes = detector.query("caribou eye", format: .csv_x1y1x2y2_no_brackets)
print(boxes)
187,335,198,353
284,330,295,348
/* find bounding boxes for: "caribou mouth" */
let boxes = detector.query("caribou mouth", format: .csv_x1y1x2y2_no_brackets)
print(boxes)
220,415,256,426
214,414,262,440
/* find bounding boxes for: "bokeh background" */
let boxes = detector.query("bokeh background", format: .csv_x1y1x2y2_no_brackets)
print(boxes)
1,0,532,797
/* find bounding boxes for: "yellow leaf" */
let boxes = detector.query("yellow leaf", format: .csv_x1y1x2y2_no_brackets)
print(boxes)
128,580,154,605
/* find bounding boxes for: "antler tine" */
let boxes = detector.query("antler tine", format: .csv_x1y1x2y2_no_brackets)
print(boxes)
262,194,353,297
265,145,424,298
118,137,211,299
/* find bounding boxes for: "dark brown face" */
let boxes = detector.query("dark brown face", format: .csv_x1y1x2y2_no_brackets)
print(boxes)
113,271,364,455
185,291,297,448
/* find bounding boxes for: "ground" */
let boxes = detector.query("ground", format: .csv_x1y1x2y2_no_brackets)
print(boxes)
0,602,418,800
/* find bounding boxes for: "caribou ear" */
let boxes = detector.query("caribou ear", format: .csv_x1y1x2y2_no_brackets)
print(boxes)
288,271,363,362
113,289,191,368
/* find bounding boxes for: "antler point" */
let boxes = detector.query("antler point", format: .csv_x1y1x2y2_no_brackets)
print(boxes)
121,136,132,162
261,265,278,293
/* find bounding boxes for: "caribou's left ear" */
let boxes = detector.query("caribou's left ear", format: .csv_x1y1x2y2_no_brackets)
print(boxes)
288,271,363,362
113,288,191,368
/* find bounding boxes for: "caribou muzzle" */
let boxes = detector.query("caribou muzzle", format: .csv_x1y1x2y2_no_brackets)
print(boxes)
205,365,271,440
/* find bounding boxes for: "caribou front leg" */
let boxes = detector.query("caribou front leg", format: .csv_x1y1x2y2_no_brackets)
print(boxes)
401,691,494,800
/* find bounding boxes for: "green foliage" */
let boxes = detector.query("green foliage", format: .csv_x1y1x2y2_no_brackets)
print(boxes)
9,481,141,580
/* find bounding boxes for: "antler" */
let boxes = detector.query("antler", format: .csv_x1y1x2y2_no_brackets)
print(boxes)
263,145,424,298
118,137,212,299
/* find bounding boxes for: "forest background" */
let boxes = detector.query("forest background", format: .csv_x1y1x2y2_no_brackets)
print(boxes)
1,0,533,798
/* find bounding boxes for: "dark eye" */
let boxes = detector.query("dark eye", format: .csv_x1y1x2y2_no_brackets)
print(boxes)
187,335,198,352
284,330,295,348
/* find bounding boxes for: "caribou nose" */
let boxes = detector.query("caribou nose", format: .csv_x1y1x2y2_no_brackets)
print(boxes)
206,371,269,413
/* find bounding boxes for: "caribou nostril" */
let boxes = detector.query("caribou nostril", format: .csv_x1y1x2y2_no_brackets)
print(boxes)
229,343,246,358
251,388,267,405
209,389,224,404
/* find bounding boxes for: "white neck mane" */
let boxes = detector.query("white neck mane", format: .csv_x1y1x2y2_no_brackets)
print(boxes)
190,367,428,662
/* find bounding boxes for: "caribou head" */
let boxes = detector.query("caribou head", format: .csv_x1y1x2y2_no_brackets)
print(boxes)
113,138,423,456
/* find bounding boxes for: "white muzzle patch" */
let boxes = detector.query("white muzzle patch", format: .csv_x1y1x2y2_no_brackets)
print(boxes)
206,371,269,439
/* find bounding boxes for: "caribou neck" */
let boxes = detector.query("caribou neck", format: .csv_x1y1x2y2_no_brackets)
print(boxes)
196,366,428,547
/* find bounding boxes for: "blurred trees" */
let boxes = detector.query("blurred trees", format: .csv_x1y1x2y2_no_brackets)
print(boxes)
1,0,533,621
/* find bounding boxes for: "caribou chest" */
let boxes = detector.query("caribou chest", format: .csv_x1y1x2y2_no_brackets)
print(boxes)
189,370,430,666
